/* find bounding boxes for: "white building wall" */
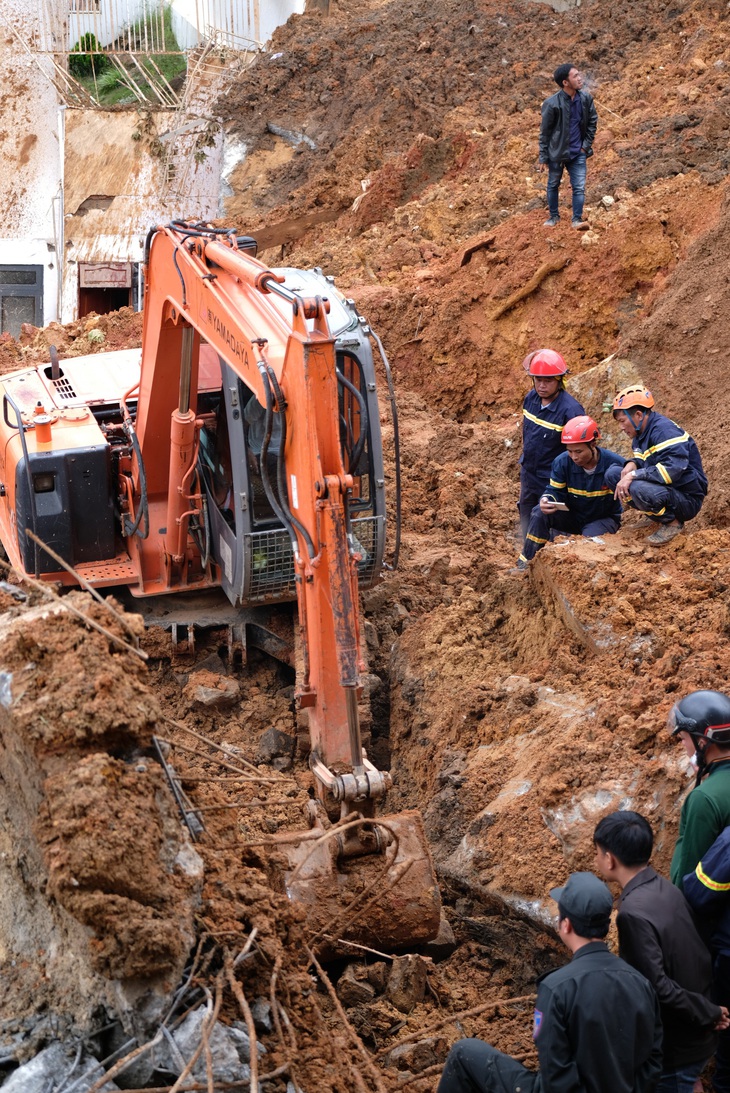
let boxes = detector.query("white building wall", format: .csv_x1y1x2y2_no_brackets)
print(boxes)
170,0,304,51
0,0,63,328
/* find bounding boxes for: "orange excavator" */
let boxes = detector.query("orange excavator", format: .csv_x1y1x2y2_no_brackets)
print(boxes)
0,221,440,952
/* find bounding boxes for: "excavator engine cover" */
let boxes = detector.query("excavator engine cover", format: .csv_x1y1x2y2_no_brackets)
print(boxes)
282,809,441,957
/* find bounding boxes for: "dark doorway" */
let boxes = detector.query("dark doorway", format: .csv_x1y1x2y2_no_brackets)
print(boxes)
0,266,43,337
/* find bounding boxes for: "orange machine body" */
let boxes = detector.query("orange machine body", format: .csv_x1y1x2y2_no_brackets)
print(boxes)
0,223,394,786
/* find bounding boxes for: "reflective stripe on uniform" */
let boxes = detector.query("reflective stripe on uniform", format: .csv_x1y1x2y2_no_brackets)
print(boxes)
695,861,730,892
567,486,612,498
632,432,689,460
523,409,564,432
549,478,567,489
656,463,672,484
527,534,549,545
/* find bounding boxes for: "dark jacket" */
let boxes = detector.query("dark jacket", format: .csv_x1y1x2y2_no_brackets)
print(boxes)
629,412,708,500
547,447,624,525
533,941,663,1093
683,825,730,957
671,760,730,891
520,388,585,499
539,89,598,164
617,866,720,1069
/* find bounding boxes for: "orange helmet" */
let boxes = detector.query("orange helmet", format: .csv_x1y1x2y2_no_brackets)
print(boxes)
522,349,568,377
562,416,601,445
612,384,655,414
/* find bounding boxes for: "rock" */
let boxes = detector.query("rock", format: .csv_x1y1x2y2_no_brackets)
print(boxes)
601,195,615,207
422,914,457,960
386,955,428,1013
183,670,240,709
2,1043,119,1092
229,1023,268,1062
366,961,390,994
251,997,273,1033
385,1037,441,1072
154,1006,263,1082
256,727,296,764
336,964,377,1006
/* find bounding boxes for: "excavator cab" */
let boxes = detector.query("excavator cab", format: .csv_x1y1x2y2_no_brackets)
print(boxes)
196,283,386,612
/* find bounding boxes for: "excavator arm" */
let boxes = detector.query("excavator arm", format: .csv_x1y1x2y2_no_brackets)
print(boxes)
134,223,386,808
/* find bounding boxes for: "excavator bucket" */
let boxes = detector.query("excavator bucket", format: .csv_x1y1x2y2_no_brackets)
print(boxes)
281,808,441,957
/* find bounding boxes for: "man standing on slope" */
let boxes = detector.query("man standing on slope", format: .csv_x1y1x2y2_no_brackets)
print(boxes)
606,384,707,545
437,872,662,1093
539,63,598,230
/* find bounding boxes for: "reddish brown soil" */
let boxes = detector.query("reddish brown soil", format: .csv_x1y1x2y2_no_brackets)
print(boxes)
3,0,730,1087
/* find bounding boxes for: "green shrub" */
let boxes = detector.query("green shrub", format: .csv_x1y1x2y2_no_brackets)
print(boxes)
69,33,109,79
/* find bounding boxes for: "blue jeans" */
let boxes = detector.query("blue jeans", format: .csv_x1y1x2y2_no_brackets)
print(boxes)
655,1058,706,1093
547,154,587,220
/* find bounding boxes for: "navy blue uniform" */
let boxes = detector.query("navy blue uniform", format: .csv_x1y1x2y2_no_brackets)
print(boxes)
437,942,662,1093
604,412,707,526
519,388,585,535
519,447,624,564
683,827,730,1093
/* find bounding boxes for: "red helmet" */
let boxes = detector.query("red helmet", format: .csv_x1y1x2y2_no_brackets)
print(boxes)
522,349,568,377
562,416,601,444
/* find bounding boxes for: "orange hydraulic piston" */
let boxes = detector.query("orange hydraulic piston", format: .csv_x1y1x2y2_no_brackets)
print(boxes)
164,407,197,562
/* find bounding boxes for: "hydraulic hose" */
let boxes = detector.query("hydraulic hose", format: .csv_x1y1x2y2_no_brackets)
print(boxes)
336,367,368,475
257,368,299,558
369,330,401,570
266,365,315,561
122,420,149,540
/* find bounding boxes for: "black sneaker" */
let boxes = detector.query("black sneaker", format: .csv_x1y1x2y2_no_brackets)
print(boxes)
544,217,560,227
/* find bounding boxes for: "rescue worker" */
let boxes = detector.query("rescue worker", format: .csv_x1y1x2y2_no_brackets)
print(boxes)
668,690,730,1093
514,415,623,570
437,872,663,1093
669,690,730,892
518,349,584,539
594,810,728,1093
684,828,730,1093
604,384,707,545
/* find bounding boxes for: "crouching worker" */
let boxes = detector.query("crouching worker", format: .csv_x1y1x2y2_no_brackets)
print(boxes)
436,872,663,1093
515,415,624,570
605,384,708,545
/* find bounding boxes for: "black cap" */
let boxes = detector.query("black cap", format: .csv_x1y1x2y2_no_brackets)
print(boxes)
550,872,613,933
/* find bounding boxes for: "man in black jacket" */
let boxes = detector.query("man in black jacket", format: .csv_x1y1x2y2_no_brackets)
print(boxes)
594,811,728,1093
538,63,598,230
437,872,662,1093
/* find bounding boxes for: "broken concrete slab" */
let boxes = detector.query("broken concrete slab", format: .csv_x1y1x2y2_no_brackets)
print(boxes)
153,1004,266,1081
1,1042,119,1092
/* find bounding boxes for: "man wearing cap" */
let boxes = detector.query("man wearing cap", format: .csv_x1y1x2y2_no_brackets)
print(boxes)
437,872,662,1093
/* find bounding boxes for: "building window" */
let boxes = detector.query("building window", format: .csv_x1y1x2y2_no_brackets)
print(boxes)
69,0,101,12
0,267,43,339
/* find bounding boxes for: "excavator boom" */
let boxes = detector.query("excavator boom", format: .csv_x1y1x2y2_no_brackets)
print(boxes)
0,221,441,952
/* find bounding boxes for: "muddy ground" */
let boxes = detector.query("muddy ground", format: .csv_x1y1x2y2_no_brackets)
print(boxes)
2,0,730,1088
